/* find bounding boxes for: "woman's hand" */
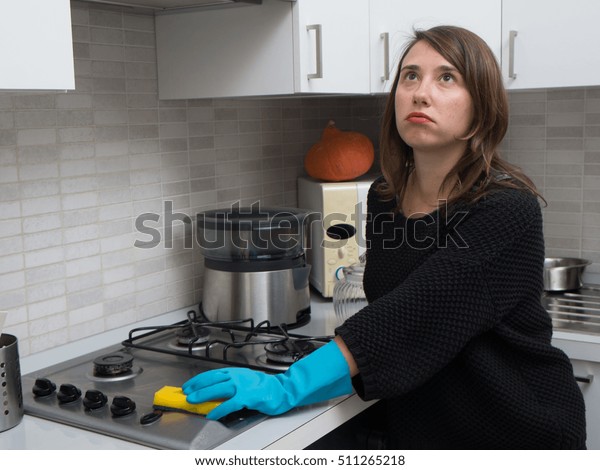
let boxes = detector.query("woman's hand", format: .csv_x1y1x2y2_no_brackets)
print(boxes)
182,340,354,420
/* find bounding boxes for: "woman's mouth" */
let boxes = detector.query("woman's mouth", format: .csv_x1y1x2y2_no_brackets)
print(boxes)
406,112,434,124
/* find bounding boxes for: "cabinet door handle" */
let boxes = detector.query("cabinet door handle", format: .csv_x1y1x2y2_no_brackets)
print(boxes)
306,24,323,79
575,374,594,384
380,32,390,81
508,30,518,79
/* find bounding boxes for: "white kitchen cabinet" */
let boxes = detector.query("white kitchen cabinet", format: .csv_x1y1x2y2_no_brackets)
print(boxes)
0,0,75,91
502,0,600,89
571,359,600,450
155,0,370,99
553,334,600,449
292,0,370,94
369,0,502,93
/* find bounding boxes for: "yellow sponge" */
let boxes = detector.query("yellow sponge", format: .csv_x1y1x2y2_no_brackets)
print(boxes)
153,385,222,416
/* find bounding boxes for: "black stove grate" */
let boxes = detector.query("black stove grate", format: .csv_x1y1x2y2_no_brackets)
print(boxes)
120,305,333,372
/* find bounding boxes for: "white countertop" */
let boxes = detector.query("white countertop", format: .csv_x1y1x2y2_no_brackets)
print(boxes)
1,291,377,450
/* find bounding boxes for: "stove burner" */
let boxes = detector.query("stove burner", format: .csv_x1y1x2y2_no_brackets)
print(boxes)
175,325,210,345
264,340,316,364
93,352,134,377
255,354,288,371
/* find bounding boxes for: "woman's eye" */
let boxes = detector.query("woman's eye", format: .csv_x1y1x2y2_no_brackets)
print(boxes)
403,71,418,81
441,73,455,82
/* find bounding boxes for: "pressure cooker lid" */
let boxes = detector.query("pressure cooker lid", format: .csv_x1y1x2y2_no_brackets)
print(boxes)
196,205,310,261
197,206,308,230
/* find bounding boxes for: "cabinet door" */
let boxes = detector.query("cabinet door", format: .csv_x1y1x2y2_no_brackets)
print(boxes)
370,0,502,93
571,359,600,450
0,0,74,90
292,0,370,94
156,1,295,99
503,0,600,89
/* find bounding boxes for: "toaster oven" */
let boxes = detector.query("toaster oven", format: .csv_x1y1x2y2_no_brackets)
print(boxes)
298,175,375,297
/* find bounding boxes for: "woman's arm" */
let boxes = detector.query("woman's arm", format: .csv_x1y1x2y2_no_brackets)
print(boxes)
336,189,546,400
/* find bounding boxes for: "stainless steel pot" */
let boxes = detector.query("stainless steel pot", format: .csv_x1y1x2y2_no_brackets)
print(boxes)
543,257,591,291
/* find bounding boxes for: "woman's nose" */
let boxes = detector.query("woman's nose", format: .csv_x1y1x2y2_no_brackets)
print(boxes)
412,82,431,105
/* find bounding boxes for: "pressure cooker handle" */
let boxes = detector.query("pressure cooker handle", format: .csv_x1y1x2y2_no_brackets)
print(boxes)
292,265,311,291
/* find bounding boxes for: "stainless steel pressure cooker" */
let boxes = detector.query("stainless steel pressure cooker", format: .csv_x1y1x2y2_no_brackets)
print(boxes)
197,204,312,328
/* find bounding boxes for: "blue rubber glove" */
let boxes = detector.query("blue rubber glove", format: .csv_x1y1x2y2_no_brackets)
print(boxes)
182,340,353,420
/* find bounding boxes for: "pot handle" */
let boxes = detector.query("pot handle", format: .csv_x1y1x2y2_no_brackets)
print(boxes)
292,265,311,291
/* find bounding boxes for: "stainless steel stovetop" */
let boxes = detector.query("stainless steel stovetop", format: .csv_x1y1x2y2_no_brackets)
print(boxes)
21,310,331,450
542,284,600,335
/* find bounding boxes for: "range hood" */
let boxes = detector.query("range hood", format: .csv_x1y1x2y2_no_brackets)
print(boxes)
83,0,264,12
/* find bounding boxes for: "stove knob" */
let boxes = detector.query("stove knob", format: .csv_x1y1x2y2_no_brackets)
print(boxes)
140,409,162,425
32,378,57,397
110,395,136,417
83,389,108,410
57,383,82,404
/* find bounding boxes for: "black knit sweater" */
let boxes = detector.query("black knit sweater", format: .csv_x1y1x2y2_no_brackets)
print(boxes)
335,177,587,449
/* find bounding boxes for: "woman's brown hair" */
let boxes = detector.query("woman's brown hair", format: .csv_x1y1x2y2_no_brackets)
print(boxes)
378,25,543,208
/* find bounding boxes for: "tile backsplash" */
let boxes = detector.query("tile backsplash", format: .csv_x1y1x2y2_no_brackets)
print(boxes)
504,88,600,273
0,1,381,356
1,1,599,356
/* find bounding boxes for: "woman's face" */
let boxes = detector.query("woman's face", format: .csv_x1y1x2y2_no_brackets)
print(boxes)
395,40,474,156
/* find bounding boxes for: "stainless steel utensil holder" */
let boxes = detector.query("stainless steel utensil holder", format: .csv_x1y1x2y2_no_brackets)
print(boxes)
0,334,24,432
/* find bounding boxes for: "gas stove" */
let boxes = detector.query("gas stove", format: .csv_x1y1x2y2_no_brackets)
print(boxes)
21,309,333,450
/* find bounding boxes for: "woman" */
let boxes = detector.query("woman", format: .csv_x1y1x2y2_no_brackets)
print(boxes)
183,25,587,449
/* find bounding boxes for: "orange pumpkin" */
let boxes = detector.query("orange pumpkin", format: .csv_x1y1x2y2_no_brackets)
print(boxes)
304,120,374,182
